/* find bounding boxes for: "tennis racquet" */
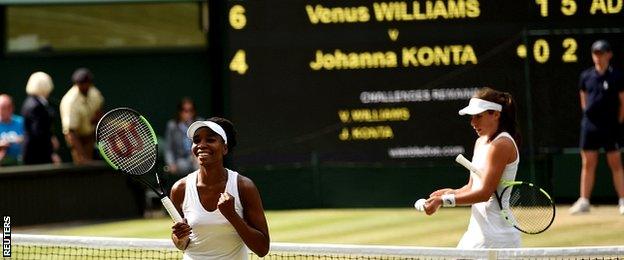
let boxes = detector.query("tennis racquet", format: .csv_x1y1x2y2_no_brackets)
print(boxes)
455,154,555,234
96,107,183,223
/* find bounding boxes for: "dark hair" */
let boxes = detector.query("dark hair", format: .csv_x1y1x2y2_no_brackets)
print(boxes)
72,68,93,84
175,97,196,123
208,117,237,152
474,87,521,145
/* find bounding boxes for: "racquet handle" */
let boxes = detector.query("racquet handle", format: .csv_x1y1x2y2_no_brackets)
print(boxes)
455,154,482,178
161,197,184,223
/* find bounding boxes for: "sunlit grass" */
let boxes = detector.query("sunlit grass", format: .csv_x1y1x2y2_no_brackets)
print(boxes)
16,205,624,247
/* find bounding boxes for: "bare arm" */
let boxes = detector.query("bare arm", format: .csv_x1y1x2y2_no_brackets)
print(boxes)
170,179,191,250
218,176,270,257
453,141,512,203
429,178,472,197
65,131,87,163
429,139,486,198
579,90,587,111
425,138,516,214
451,179,474,195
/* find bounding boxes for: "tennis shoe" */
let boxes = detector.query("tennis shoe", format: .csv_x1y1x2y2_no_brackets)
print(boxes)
569,198,590,215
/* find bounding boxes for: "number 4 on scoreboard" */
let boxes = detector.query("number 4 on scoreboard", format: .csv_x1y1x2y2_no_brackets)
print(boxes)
230,49,248,75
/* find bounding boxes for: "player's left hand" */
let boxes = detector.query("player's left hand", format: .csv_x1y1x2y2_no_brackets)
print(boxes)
429,188,454,197
217,192,236,218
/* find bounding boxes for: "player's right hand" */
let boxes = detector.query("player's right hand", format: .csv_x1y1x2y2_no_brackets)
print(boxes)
172,218,192,240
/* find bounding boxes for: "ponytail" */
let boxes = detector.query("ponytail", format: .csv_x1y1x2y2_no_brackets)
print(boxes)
474,87,521,145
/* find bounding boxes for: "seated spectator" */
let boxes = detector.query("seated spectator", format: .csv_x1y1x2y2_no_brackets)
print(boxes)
0,94,24,166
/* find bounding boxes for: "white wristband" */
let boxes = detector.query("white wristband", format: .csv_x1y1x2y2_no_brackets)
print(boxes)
441,194,456,207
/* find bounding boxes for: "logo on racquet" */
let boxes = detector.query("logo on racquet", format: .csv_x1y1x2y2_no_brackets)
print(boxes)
96,107,182,223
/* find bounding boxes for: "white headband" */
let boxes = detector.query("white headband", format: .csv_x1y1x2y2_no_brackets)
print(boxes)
186,121,228,144
458,98,502,115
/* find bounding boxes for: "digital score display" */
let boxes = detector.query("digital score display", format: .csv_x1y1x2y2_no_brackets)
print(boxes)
224,0,623,166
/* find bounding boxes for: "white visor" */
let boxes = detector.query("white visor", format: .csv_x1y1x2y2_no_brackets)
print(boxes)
186,121,228,144
458,98,502,115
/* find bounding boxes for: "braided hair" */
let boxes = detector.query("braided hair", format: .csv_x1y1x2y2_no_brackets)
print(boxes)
207,117,237,152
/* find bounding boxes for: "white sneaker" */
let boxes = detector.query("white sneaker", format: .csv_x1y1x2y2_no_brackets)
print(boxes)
569,198,590,215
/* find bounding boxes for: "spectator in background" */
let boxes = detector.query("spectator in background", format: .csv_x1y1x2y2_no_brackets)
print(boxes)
60,68,104,165
21,72,61,165
0,94,24,166
163,98,203,191
570,40,624,215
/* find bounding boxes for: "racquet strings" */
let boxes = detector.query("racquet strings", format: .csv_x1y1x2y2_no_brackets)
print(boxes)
97,109,157,176
507,183,555,234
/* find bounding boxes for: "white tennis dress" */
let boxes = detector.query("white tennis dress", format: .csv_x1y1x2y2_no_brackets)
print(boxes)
182,169,248,259
457,132,521,248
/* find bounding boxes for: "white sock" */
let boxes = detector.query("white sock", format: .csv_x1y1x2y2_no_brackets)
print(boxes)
619,198,624,206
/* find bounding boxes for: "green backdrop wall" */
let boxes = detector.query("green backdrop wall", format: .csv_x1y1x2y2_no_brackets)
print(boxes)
240,158,557,209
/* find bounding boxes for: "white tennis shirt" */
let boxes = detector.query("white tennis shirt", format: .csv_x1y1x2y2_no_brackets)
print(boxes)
182,169,248,259
457,132,521,248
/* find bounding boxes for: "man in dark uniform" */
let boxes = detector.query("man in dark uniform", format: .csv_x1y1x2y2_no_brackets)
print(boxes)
570,40,624,215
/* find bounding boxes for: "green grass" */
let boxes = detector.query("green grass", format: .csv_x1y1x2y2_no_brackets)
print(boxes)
16,205,624,247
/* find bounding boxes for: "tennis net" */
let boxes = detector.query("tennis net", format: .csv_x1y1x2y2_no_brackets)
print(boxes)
10,234,624,259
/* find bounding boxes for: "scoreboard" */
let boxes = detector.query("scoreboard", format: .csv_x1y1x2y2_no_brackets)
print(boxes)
223,0,623,166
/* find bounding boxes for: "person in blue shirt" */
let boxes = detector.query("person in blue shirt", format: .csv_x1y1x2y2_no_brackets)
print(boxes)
570,40,624,215
0,94,25,166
